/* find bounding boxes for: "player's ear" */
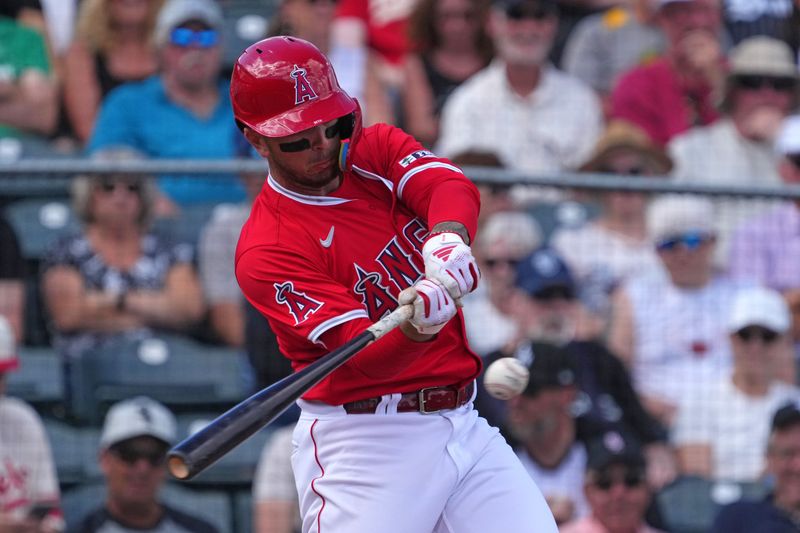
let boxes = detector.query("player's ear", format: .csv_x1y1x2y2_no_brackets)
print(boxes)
243,128,271,159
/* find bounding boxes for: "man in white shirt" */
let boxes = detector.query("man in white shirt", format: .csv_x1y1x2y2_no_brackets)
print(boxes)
436,0,603,175
673,287,800,481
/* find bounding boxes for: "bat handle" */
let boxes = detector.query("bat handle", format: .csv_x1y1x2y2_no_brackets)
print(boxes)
367,304,412,339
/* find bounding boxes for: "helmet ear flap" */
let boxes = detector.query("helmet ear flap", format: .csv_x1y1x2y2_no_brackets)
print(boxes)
337,101,363,172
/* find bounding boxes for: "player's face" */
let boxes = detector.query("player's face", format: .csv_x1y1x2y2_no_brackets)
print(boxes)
768,426,800,508
585,464,650,530
256,119,343,196
101,436,167,508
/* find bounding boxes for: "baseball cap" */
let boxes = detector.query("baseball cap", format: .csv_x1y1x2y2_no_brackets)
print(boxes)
729,36,798,79
100,396,177,449
728,286,790,334
775,115,800,156
515,248,576,297
586,430,646,472
154,0,223,47
521,342,577,397
0,316,18,373
772,402,800,432
647,195,716,244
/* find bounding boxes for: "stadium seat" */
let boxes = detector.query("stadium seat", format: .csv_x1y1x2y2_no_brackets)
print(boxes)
152,202,224,247
3,198,78,260
41,417,101,487
528,200,599,244
6,346,63,407
67,333,249,424
234,489,253,533
656,476,767,533
175,412,273,487
61,481,234,533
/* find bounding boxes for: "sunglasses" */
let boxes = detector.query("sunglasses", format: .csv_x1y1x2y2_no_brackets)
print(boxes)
532,285,575,302
655,232,712,252
278,122,341,153
111,445,166,467
98,179,141,194
736,75,796,92
592,469,645,491
736,326,779,344
169,28,219,49
598,165,645,176
505,2,557,20
485,257,519,269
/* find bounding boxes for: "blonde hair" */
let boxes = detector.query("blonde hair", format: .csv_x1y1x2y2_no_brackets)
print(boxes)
76,0,165,54
72,147,159,228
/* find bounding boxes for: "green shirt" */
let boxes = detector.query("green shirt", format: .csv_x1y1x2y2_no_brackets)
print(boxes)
0,16,52,138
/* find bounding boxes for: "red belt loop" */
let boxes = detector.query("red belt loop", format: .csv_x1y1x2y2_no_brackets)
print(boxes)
342,382,474,414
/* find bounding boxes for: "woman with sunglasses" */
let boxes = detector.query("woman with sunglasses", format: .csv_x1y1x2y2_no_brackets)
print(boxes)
40,148,204,390
63,0,165,144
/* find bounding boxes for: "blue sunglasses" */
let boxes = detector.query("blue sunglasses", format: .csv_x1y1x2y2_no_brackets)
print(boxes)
169,28,219,48
656,232,712,252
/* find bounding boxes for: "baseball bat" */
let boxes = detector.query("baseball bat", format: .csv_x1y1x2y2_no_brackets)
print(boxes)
167,304,413,480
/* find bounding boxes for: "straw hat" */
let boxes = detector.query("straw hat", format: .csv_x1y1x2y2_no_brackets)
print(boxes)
579,121,673,174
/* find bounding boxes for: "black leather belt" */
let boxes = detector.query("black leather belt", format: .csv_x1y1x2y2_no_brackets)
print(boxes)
342,382,474,414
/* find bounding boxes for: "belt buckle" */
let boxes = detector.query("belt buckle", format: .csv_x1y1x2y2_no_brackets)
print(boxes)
418,387,443,414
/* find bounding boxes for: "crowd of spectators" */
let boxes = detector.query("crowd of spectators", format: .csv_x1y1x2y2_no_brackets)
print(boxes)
3,0,800,531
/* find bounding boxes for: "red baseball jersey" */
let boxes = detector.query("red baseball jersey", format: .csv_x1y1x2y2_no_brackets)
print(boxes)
236,124,482,404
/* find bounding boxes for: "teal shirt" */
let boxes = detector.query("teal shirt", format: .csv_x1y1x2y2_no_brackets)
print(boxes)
0,16,52,138
88,76,246,205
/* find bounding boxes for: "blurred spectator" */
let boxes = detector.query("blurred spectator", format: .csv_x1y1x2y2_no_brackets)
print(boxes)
502,342,589,526
329,0,418,124
669,36,798,263
711,402,800,532
722,0,794,46
70,396,218,532
400,0,494,147
198,172,264,348
504,248,675,489
610,0,725,146
462,210,542,357
40,148,204,368
0,3,58,144
609,196,744,427
0,213,25,343
449,150,514,225
560,430,666,533
673,287,800,482
88,0,246,206
266,0,336,52
551,121,670,322
436,0,603,175
253,425,300,533
63,0,164,143
562,0,665,114
0,316,64,532
728,115,800,347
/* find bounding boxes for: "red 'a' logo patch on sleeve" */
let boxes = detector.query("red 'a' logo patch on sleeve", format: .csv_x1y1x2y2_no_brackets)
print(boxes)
274,281,324,325
291,65,318,105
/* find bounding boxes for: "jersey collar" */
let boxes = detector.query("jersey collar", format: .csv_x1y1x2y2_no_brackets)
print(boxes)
267,174,352,206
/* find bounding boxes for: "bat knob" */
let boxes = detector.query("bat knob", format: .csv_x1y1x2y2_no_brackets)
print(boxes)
168,454,191,480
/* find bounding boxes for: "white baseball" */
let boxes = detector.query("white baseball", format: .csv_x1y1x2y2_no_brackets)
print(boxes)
483,357,530,400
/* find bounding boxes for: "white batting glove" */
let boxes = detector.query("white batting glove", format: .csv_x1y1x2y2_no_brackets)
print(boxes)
422,232,480,300
398,279,457,335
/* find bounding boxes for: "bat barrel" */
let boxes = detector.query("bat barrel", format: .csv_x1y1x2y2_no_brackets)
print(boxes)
167,330,376,480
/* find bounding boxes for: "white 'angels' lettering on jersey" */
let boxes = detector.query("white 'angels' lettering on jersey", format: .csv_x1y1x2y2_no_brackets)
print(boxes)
274,281,324,325
353,265,398,321
376,237,422,291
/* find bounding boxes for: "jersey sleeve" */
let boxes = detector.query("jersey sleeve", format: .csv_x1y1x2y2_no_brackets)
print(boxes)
352,124,481,241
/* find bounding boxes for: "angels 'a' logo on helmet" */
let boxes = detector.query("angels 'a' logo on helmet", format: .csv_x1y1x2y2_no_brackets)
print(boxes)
291,64,318,105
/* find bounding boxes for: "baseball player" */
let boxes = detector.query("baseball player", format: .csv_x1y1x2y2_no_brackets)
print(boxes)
232,37,556,532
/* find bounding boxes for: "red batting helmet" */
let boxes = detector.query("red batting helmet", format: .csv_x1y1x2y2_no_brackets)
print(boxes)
231,36,359,139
